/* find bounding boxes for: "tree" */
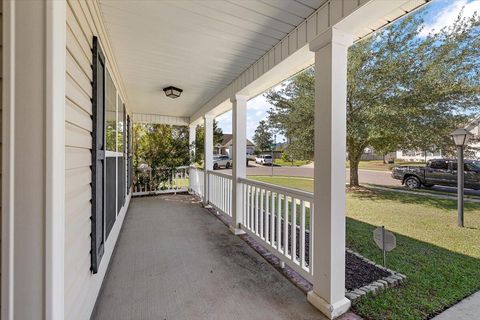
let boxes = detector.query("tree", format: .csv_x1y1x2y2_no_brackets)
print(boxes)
133,123,190,189
266,69,315,160
194,120,223,164
253,120,273,152
267,9,480,186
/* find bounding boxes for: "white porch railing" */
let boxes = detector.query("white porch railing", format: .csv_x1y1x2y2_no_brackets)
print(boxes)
189,166,204,197
190,169,314,283
238,177,314,283
133,166,190,196
207,170,233,217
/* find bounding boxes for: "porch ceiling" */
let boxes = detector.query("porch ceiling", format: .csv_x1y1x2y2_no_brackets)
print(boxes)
98,0,327,117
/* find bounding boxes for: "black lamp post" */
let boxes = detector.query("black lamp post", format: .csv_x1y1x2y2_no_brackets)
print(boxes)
271,134,276,176
450,128,473,227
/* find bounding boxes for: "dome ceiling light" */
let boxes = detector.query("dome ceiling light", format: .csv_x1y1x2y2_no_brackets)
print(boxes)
163,86,183,99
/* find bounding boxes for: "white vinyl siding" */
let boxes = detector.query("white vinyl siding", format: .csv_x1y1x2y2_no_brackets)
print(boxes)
65,1,129,319
0,2,3,302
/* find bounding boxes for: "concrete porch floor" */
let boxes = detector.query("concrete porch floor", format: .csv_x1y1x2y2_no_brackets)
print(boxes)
92,194,328,320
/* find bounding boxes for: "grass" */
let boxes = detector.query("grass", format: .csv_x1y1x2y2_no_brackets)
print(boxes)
273,159,311,167
346,160,426,172
248,175,480,320
249,175,314,192
366,183,480,200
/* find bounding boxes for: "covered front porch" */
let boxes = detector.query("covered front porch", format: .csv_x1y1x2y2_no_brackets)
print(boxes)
93,194,328,320
1,1,431,319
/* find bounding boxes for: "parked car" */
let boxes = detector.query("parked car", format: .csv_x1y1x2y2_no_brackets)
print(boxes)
391,158,480,190
213,155,231,169
255,154,273,165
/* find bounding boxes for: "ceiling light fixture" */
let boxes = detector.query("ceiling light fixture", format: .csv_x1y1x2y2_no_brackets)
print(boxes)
163,86,183,99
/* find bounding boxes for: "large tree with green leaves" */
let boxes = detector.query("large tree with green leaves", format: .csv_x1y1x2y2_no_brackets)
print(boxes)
253,120,273,152
267,10,480,186
133,123,190,188
266,69,315,160
194,120,223,164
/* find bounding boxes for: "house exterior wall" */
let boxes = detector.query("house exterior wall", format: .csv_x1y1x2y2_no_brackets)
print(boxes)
0,1,3,301
395,150,443,162
65,1,130,319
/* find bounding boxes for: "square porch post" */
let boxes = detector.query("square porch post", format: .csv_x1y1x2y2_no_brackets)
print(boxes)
189,123,196,193
189,124,196,160
307,27,353,319
230,95,247,235
203,114,214,205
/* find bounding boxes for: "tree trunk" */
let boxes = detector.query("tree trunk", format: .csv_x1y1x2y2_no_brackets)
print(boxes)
349,157,360,187
383,153,387,164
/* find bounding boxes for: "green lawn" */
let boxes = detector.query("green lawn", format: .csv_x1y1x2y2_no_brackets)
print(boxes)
249,175,480,320
273,159,312,167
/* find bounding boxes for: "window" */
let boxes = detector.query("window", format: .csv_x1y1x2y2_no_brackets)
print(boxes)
429,160,448,170
91,37,130,273
91,36,106,274
105,71,117,238
452,162,480,171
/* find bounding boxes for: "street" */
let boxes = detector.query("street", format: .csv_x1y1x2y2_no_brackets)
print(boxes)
220,164,480,197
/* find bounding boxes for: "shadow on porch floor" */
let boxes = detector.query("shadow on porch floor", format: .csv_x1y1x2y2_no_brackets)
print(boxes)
92,194,328,320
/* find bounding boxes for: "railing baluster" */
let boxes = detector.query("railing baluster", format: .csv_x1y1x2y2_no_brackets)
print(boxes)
300,200,306,269
271,192,275,247
260,188,264,240
264,190,269,243
247,185,252,229
255,187,259,235
284,195,289,258
292,198,297,264
243,184,247,225
277,193,282,253
308,203,313,273
250,187,257,231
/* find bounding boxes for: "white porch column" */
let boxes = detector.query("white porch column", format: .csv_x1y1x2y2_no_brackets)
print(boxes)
203,114,214,205
307,28,353,319
2,1,66,319
189,124,196,160
230,95,248,235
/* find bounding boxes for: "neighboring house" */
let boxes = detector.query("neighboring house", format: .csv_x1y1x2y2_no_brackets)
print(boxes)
464,115,480,159
216,134,255,156
395,150,443,162
395,115,480,162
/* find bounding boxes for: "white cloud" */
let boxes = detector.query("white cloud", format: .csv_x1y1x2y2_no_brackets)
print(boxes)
419,0,480,37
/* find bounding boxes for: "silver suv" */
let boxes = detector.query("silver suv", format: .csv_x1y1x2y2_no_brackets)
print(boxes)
213,155,232,169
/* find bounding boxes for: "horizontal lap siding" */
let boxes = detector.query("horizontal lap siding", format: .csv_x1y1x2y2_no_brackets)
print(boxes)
0,3,2,300
65,1,128,319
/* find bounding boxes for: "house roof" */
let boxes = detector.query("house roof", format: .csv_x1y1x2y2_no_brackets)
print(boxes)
220,134,254,147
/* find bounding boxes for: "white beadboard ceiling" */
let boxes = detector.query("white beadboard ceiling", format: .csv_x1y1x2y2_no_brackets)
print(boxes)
98,0,327,117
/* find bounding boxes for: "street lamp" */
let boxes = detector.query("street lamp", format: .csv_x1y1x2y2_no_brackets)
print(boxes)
271,134,276,176
450,128,473,227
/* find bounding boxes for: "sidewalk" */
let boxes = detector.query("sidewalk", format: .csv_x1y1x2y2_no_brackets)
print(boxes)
432,291,480,320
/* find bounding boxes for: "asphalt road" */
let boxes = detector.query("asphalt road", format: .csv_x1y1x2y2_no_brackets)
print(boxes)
220,164,480,197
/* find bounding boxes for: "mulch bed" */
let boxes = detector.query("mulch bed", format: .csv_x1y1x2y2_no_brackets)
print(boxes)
345,251,390,291
208,205,392,294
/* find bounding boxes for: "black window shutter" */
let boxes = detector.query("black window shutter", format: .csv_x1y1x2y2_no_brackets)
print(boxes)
123,104,127,203
91,36,106,274
127,115,132,194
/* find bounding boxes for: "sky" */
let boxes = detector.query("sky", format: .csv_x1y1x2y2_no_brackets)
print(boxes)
215,0,480,142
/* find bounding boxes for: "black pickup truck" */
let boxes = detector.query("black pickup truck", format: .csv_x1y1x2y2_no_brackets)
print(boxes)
392,159,480,189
